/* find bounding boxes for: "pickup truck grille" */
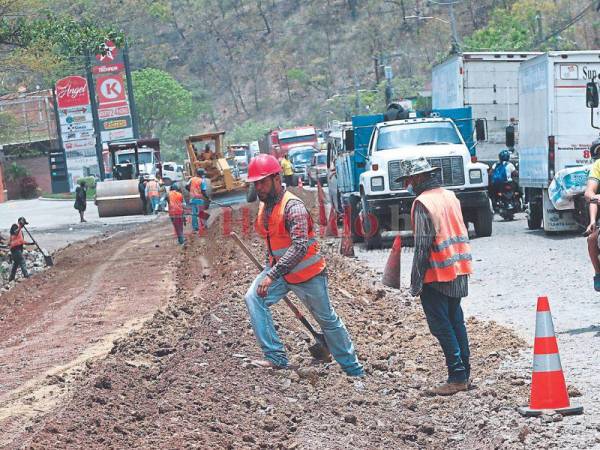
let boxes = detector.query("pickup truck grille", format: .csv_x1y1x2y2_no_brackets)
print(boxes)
388,156,465,190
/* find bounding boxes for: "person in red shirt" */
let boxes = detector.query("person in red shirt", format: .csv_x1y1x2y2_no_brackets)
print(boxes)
8,218,33,282
167,183,186,245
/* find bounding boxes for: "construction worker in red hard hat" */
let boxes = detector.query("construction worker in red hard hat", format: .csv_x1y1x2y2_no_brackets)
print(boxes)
243,154,364,376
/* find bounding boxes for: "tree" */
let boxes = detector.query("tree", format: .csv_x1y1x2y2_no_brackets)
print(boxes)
132,68,193,138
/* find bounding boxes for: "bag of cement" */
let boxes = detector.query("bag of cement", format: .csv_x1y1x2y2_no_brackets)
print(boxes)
548,165,590,210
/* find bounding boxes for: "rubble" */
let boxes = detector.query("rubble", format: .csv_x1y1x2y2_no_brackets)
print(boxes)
0,192,591,448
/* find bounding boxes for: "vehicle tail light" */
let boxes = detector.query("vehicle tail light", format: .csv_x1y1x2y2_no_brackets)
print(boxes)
471,155,477,163
372,164,379,171
548,135,555,179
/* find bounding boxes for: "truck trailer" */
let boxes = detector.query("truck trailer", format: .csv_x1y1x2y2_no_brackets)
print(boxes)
432,52,541,162
519,51,600,232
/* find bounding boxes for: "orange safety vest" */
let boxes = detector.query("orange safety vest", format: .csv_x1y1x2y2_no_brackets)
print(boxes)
189,176,205,199
410,188,473,284
255,191,326,284
9,227,25,249
147,180,159,198
168,190,184,217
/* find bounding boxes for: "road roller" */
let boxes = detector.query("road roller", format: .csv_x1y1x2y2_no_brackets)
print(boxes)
95,139,161,217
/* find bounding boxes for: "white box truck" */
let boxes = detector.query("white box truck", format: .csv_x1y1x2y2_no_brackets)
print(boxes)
432,52,541,162
519,51,600,232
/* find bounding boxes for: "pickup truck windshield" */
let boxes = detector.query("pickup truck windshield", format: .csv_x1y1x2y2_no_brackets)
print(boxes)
317,154,326,164
233,150,246,157
376,122,462,151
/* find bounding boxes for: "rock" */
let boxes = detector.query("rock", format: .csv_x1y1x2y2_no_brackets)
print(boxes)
567,385,582,398
552,414,563,422
540,414,553,424
518,425,531,442
242,434,255,443
419,423,435,435
344,414,357,425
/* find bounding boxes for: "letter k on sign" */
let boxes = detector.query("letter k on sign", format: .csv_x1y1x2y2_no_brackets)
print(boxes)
96,74,126,105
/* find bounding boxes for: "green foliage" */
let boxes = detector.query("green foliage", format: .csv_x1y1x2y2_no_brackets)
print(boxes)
228,120,290,144
78,176,96,189
464,1,577,51
132,68,193,137
5,162,30,182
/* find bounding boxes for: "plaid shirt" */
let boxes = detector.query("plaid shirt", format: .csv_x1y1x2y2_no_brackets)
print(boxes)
262,188,312,280
411,179,469,298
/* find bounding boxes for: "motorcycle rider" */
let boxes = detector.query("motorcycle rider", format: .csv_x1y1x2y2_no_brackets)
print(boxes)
489,149,518,205
584,139,600,291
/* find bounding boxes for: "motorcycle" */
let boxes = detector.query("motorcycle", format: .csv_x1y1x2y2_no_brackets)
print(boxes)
491,182,522,221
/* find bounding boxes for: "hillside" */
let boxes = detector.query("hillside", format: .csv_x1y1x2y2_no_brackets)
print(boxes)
7,0,600,152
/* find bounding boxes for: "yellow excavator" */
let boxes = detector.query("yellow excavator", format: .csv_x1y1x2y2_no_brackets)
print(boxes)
184,131,246,199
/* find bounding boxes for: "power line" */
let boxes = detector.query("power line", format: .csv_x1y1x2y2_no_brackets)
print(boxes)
535,1,596,47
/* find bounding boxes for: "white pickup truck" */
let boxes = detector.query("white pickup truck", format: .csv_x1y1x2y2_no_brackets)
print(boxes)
358,117,492,248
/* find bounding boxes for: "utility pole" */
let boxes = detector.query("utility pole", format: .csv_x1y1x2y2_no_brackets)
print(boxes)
448,1,461,54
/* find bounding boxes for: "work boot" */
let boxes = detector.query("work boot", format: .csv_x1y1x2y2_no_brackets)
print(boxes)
426,381,468,396
594,274,600,292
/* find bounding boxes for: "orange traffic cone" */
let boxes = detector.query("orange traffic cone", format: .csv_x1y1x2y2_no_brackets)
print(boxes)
517,296,583,417
326,205,339,237
339,206,354,257
382,235,402,289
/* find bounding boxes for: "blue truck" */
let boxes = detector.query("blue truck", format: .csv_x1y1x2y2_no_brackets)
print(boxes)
326,107,492,248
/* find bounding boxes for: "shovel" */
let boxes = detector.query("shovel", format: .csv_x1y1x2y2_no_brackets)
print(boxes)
22,226,54,266
230,232,331,362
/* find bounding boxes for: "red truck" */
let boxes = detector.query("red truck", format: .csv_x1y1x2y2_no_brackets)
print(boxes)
258,126,318,159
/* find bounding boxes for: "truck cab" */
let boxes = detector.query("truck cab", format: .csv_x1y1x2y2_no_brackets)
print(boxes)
358,117,492,248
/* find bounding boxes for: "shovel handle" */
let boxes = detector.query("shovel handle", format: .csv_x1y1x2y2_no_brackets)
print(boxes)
22,226,44,253
229,232,321,338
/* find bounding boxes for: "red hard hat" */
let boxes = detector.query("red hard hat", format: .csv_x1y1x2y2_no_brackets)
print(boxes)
247,154,281,182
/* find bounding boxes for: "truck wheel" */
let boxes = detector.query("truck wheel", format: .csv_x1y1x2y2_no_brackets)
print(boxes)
473,205,493,237
246,184,257,203
527,202,542,230
349,196,363,243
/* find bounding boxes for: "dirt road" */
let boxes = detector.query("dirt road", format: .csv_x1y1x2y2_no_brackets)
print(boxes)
1,195,598,449
0,218,178,445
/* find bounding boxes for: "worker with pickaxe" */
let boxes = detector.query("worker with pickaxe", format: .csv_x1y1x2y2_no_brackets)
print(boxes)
243,154,364,376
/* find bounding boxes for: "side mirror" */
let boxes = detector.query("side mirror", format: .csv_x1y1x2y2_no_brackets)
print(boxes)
344,130,354,152
506,125,516,148
587,82,599,108
475,119,486,142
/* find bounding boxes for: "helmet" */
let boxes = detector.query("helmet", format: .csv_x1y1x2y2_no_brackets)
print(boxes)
499,149,511,162
247,154,281,182
196,167,205,177
171,182,180,192
591,138,600,160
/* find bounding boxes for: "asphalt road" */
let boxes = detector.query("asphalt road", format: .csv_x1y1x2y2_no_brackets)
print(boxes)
355,213,599,428
0,199,157,252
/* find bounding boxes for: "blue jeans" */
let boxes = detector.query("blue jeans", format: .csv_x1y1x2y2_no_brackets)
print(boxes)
244,269,364,376
150,196,159,214
190,198,205,231
420,284,470,383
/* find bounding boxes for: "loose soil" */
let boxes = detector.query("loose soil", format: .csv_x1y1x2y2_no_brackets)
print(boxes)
0,192,594,449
